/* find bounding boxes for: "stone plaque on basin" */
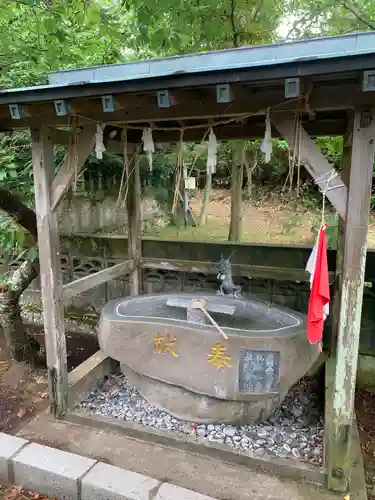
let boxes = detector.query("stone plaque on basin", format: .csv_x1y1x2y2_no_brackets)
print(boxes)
239,349,280,393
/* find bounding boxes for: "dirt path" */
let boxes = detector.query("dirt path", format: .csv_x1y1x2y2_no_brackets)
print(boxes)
0,329,98,435
0,329,98,497
357,389,375,499
0,485,58,500
0,343,47,435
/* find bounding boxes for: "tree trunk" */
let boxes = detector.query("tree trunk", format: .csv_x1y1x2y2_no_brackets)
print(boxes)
171,165,196,227
244,148,257,201
199,170,212,227
0,257,43,365
228,151,243,241
171,164,183,225
0,189,43,365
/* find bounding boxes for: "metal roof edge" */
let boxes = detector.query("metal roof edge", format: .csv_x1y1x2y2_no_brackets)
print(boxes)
0,34,374,104
47,31,375,87
48,30,374,80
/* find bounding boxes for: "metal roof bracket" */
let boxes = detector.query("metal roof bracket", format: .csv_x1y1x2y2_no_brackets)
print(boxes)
362,71,375,92
216,84,232,103
157,90,171,108
8,104,23,120
102,95,116,113
54,99,69,116
285,78,300,99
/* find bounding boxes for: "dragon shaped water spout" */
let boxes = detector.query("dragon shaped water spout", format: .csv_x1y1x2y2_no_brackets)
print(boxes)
216,254,241,298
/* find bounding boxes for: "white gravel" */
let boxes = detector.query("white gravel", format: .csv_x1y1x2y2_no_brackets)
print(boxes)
76,374,324,466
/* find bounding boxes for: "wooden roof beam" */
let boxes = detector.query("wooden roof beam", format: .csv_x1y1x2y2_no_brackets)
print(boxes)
1,82,374,130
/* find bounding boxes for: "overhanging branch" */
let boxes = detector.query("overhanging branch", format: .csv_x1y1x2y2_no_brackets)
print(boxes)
340,1,375,30
0,189,37,239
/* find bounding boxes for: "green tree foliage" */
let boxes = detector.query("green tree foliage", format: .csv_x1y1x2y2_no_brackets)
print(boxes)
0,131,33,200
1,0,373,90
282,0,375,40
0,0,133,88
123,0,287,55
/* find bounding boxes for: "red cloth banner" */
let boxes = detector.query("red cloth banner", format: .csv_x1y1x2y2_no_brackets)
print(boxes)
305,225,330,345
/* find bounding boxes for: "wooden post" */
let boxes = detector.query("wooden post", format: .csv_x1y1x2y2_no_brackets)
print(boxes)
228,147,243,241
327,108,375,492
126,153,141,296
331,119,352,354
31,127,68,418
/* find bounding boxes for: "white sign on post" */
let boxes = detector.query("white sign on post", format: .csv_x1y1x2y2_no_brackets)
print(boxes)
184,177,196,190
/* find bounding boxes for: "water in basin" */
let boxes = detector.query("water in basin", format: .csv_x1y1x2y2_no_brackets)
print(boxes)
115,294,301,336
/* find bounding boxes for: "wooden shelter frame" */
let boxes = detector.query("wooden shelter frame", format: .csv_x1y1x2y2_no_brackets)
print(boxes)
1,32,375,494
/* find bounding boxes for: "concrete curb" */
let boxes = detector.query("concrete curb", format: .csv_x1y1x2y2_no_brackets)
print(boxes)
0,432,217,500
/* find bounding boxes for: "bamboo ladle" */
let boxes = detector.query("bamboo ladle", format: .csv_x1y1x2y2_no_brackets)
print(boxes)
190,298,229,341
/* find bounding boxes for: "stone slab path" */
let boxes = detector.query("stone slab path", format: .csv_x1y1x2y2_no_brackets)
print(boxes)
0,431,214,500
15,412,348,500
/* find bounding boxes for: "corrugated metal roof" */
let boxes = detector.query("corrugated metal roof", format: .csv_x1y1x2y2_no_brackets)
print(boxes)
48,31,375,86
0,31,374,104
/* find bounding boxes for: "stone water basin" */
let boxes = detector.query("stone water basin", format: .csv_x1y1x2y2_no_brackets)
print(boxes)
99,293,318,424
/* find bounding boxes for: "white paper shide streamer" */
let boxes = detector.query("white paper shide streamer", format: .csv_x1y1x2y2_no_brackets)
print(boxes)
95,123,106,160
207,128,217,174
142,127,155,172
260,108,272,163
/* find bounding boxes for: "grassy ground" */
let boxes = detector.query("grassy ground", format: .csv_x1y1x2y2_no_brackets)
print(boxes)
144,189,375,247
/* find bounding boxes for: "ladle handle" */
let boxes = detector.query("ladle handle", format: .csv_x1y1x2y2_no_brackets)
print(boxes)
200,307,229,341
